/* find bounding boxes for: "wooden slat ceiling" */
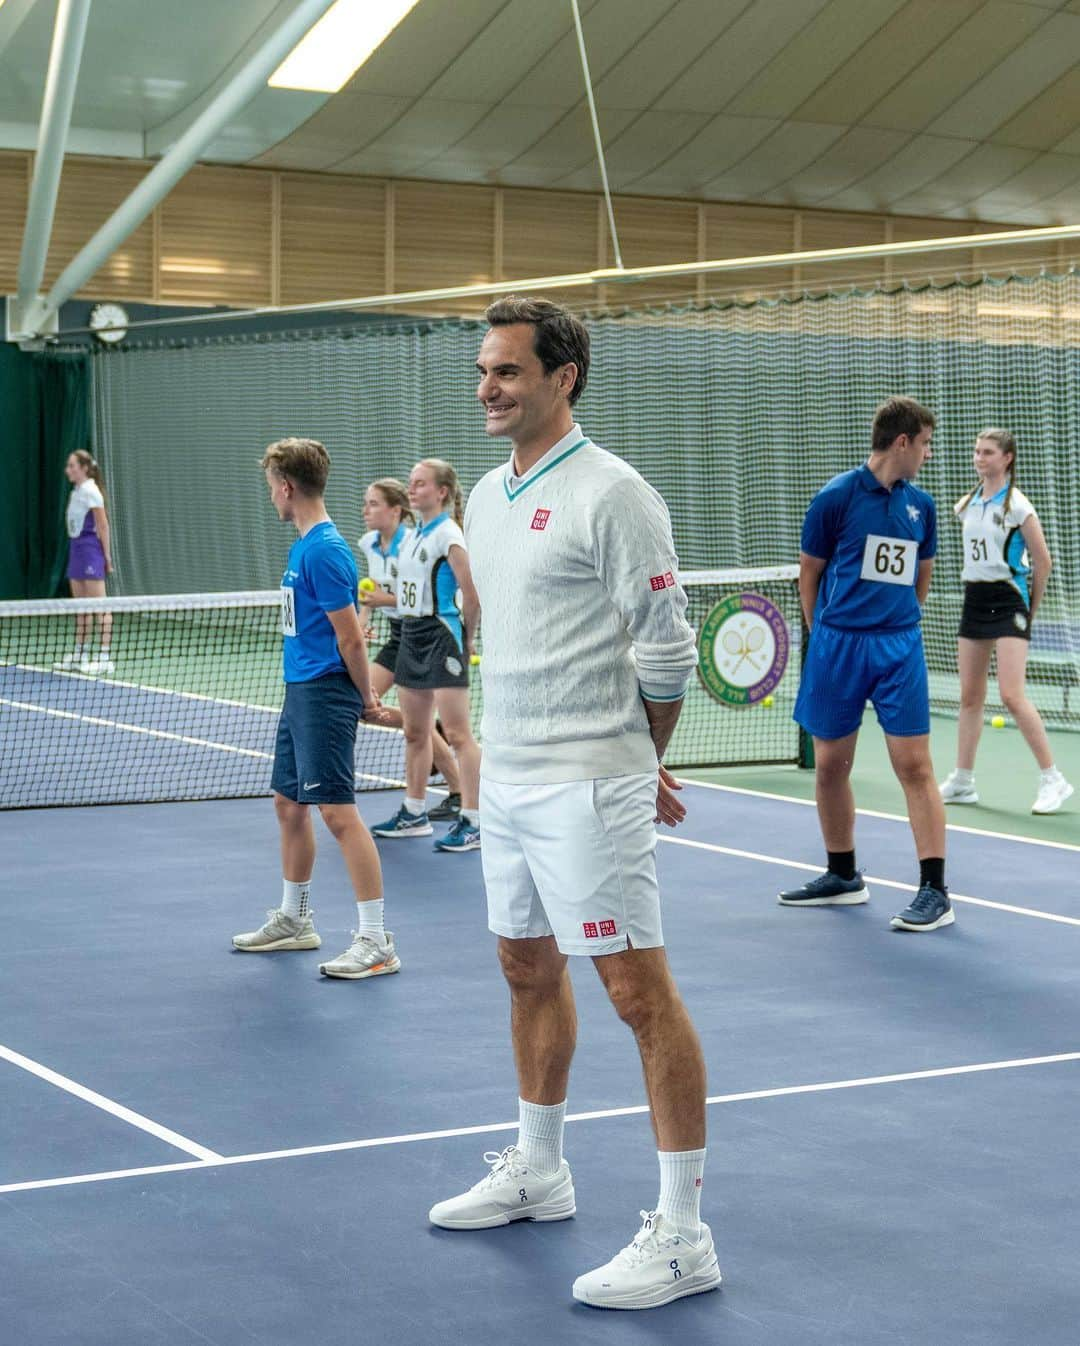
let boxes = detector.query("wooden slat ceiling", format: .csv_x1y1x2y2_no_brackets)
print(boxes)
3,0,1080,223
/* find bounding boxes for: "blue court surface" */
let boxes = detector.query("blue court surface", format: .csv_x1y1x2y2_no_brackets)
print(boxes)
4,782,1079,1345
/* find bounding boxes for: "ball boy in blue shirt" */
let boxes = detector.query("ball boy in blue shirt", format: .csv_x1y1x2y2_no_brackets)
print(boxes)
782,397,952,932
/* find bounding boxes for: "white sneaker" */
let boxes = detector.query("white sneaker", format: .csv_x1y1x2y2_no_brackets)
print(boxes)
939,770,978,804
52,652,83,669
428,1145,576,1230
1032,775,1074,815
319,930,401,979
81,658,115,676
232,908,321,951
572,1210,721,1310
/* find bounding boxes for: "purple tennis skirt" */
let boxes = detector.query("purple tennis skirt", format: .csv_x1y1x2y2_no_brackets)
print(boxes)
67,535,106,581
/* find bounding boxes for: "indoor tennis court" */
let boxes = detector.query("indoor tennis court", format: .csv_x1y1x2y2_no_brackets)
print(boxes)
4,2,1080,1343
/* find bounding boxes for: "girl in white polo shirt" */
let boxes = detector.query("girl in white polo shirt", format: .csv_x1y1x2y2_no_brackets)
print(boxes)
939,428,1072,814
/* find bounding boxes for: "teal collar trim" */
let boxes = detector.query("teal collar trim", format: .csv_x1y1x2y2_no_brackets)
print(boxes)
503,437,589,502
415,512,449,538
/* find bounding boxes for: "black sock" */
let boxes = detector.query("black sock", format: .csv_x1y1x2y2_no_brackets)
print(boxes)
827,850,857,881
920,857,946,892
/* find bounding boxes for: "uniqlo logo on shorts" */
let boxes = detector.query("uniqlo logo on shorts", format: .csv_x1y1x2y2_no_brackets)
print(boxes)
583,919,617,939
599,919,617,937
649,571,675,591
531,509,551,530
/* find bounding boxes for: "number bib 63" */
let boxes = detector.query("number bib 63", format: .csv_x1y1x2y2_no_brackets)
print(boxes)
860,534,917,586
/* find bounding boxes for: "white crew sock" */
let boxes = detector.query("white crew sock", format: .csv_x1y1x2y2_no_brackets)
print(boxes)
356,898,385,943
657,1147,706,1241
517,1098,566,1177
404,796,426,816
952,767,974,785
461,808,480,828
1040,765,1061,782
282,878,310,920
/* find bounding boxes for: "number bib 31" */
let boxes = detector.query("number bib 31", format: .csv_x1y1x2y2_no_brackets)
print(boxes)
860,534,917,586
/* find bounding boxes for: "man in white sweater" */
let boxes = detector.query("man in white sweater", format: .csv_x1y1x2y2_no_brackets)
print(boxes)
427,297,720,1311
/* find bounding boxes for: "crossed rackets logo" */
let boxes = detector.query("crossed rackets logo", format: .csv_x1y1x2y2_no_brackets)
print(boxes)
722,623,766,674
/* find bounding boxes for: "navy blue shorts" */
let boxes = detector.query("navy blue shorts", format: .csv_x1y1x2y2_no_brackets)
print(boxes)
271,672,363,804
794,622,930,740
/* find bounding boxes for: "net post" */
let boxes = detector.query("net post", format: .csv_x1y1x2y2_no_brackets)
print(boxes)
797,597,814,770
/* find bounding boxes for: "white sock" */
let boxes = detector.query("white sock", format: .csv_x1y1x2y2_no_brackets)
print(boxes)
517,1098,566,1177
1040,765,1060,782
74,643,85,658
282,879,310,920
404,796,426,816
356,898,385,942
461,808,480,828
657,1148,706,1241
952,767,974,785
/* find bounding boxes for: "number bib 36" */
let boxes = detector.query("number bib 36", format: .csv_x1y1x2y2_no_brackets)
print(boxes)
860,534,917,586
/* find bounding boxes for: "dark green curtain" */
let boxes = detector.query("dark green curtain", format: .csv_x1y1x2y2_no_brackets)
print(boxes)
0,346,89,599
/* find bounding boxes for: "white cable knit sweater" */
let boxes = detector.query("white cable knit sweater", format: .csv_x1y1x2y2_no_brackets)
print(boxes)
465,426,698,784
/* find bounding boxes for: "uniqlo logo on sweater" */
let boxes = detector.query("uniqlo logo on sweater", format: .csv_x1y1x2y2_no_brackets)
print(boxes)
649,571,675,591
531,508,551,530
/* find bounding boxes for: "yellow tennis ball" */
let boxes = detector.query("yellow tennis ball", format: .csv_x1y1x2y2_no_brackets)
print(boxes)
762,694,774,708
358,578,377,593
991,714,1006,729
470,653,481,666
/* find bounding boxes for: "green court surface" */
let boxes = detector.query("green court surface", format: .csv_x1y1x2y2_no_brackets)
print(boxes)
681,713,1080,845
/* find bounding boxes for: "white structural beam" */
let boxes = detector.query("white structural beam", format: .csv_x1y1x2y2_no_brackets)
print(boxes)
16,0,92,309
17,0,340,337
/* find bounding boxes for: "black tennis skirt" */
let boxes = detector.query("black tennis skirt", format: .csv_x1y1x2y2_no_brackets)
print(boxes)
958,581,1031,641
395,615,469,690
373,617,402,673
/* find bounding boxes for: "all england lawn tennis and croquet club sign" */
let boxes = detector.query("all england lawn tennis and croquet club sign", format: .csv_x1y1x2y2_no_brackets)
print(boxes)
696,590,790,707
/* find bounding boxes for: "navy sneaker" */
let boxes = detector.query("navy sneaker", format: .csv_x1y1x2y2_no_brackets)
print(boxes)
428,791,461,822
778,871,869,906
371,805,433,838
434,817,480,853
890,884,954,932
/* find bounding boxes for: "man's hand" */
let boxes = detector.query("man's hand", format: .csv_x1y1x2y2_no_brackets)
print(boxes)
361,693,389,724
655,765,686,827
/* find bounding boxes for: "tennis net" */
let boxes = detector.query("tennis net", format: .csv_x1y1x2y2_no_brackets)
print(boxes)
0,566,805,810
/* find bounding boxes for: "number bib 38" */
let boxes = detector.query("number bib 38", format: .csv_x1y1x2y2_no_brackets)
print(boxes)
860,534,917,586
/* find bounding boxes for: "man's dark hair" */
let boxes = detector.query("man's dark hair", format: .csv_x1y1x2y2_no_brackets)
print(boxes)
261,437,329,496
485,296,590,404
871,396,936,453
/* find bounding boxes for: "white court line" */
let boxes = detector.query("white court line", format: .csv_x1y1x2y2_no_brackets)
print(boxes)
1,1050,1076,1197
0,695,404,790
677,777,1080,854
5,658,403,735
658,834,1080,927
0,1043,222,1162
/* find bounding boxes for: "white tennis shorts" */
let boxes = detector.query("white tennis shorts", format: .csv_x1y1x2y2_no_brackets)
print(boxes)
480,771,663,956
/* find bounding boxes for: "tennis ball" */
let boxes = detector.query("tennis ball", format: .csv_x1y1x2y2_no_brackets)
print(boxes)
358,578,377,593
470,653,481,666
762,694,774,708
991,714,1006,729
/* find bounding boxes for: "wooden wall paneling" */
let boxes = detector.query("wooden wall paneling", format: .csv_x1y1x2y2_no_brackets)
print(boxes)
159,165,273,306
888,215,976,285
0,152,30,295
393,180,495,313
279,173,386,305
970,220,1060,281
502,187,601,308
42,157,154,300
607,195,700,307
703,203,798,298
799,211,888,290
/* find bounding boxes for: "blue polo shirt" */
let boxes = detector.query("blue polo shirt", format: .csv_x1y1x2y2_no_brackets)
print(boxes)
802,465,937,632
280,520,359,682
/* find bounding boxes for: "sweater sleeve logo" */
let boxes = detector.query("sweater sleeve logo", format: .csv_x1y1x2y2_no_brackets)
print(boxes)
530,508,551,530
649,571,675,591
